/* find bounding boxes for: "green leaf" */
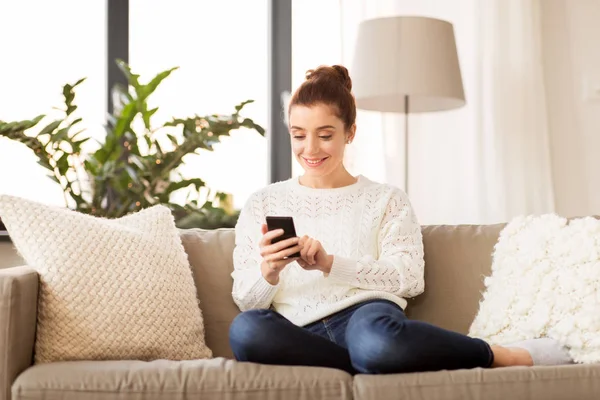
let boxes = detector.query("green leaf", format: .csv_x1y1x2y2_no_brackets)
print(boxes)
165,178,205,195
37,159,53,171
30,114,46,126
137,67,179,101
166,134,178,146
115,59,140,87
38,120,61,136
234,99,254,112
72,77,86,87
93,148,109,164
69,191,85,206
63,78,85,116
143,107,158,129
70,128,86,141
70,117,83,127
84,159,98,175
66,105,78,116
57,153,69,175
154,140,163,157
72,137,90,153
53,126,71,142
113,101,137,139
144,135,152,149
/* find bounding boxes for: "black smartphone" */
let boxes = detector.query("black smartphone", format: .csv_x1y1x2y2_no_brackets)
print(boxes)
265,216,301,258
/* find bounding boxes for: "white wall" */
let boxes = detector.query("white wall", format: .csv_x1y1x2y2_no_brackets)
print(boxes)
541,0,600,217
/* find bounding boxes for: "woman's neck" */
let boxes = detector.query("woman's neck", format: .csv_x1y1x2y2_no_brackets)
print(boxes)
298,168,357,189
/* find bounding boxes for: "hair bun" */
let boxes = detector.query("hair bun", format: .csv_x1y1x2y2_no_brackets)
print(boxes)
305,65,352,91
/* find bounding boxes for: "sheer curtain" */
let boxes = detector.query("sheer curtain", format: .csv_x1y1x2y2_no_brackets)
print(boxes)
292,0,555,225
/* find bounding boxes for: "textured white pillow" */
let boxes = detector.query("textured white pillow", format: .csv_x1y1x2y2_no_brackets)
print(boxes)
0,195,212,363
469,214,600,363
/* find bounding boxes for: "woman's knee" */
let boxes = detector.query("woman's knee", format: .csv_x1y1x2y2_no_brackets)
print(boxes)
229,309,277,359
346,303,416,374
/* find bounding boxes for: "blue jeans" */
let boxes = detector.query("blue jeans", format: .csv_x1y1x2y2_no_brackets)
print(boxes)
229,299,494,374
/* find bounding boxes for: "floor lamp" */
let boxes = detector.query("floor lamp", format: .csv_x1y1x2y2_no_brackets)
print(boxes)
351,16,466,195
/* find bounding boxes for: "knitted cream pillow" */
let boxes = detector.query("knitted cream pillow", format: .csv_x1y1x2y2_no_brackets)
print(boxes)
0,195,212,363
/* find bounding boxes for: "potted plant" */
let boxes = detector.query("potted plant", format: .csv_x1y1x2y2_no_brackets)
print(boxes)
0,60,265,229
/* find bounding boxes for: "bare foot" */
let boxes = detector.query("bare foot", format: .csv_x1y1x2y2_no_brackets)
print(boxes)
490,345,534,367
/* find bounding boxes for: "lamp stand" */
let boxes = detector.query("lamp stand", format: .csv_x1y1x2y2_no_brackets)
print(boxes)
404,95,410,195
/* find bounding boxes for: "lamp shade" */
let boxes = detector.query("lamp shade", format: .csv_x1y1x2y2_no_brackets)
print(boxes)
351,16,465,113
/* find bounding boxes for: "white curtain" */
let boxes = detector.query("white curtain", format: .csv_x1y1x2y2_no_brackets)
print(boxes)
293,0,555,225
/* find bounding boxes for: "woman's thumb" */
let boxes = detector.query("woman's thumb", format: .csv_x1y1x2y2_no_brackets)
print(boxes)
261,223,268,235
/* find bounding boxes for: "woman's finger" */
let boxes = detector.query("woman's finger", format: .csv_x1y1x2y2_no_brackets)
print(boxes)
300,237,312,260
277,244,303,260
264,243,302,262
259,229,284,247
260,237,300,257
299,235,309,247
307,239,320,265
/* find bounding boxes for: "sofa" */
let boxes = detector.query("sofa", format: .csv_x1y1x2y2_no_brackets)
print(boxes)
1,224,600,400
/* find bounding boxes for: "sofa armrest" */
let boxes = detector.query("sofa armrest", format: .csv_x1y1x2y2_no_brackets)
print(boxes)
0,266,38,400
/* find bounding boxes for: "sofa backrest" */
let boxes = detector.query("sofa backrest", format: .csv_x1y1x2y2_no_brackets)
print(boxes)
179,223,505,359
407,224,505,335
179,229,239,359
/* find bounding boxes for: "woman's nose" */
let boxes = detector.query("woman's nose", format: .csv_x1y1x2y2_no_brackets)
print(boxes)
305,137,319,154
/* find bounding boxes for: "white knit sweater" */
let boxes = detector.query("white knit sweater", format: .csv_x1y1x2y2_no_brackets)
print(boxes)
231,175,425,326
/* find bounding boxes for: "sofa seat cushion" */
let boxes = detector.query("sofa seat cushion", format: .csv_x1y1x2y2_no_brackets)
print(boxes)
354,364,600,400
12,358,353,400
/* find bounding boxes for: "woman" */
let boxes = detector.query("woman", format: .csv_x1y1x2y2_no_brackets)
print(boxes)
228,65,570,374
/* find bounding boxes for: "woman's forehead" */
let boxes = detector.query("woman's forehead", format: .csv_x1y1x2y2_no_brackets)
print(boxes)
289,104,342,125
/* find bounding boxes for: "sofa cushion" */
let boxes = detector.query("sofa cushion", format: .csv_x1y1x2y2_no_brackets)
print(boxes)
0,195,212,363
12,359,353,400
178,228,239,359
353,364,600,400
406,224,505,334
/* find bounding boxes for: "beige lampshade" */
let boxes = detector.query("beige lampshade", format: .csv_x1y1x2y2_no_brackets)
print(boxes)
351,16,466,113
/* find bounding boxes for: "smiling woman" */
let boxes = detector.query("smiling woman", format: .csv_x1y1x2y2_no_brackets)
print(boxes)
227,64,542,375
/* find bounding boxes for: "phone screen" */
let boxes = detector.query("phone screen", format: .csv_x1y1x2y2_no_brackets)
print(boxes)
265,216,301,258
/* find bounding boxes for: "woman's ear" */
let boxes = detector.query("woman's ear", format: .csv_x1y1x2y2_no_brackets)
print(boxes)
346,124,357,144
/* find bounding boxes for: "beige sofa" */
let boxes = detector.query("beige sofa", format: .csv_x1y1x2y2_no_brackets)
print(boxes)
2,224,600,400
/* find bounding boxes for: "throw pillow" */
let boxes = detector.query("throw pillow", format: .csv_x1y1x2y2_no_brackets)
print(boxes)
0,195,212,363
469,214,600,363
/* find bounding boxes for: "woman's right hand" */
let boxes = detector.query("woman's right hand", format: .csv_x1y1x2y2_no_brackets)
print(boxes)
259,223,302,285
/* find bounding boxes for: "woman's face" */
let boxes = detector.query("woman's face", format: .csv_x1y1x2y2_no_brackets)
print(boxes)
288,103,355,179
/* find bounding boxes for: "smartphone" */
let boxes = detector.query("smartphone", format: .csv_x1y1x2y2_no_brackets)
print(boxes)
265,216,301,258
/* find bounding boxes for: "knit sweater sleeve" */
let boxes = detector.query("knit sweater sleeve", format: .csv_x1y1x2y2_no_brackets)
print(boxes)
231,193,279,311
327,188,425,298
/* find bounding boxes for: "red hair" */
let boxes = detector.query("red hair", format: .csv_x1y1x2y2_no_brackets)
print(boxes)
288,65,356,130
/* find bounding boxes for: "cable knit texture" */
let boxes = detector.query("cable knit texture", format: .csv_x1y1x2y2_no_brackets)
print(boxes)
0,195,212,363
231,175,425,326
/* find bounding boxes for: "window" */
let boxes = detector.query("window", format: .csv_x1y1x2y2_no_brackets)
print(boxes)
129,0,269,209
0,0,107,206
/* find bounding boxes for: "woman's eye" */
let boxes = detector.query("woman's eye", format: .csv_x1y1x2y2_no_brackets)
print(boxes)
319,136,332,140
293,136,305,140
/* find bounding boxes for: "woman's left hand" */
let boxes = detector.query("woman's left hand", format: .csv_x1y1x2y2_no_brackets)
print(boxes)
297,235,334,274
